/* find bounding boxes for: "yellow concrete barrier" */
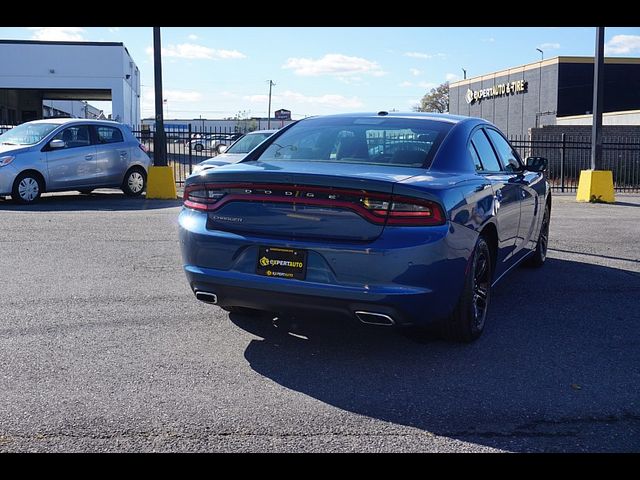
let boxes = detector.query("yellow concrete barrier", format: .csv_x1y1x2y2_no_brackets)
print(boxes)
146,166,178,199
576,170,615,203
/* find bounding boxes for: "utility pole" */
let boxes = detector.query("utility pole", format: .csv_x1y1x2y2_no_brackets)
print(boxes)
267,80,275,129
576,26,614,203
591,27,605,171
153,27,167,167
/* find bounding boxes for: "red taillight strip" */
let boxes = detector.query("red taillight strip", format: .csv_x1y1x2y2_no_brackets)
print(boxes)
183,183,445,226
186,182,392,199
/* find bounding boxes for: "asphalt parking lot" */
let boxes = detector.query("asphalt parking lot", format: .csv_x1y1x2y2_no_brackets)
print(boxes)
0,191,639,452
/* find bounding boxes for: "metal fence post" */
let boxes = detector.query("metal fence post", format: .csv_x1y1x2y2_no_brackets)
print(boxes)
560,133,566,193
188,124,192,174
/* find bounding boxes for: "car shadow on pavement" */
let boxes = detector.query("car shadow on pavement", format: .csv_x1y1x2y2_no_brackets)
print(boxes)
229,257,640,452
0,191,182,211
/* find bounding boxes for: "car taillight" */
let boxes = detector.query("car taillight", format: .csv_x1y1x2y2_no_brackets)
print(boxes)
183,183,445,226
183,184,227,210
139,144,148,153
384,196,445,226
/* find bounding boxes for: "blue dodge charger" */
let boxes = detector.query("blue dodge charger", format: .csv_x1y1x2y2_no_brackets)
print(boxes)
178,112,550,342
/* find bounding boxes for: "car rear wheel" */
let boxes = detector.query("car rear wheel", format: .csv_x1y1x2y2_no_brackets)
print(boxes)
441,236,492,343
194,143,203,152
525,204,550,267
122,168,146,196
11,172,43,204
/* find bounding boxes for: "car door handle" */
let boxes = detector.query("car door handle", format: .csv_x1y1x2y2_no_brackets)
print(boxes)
495,189,503,201
120,151,128,157
521,190,526,199
85,155,93,160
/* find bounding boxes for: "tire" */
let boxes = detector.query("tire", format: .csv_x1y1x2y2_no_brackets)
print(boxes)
194,143,203,152
525,204,550,267
440,236,492,343
78,189,94,195
122,168,146,196
11,172,43,204
221,306,268,317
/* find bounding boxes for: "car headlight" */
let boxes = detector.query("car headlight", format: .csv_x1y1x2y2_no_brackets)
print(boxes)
0,155,15,167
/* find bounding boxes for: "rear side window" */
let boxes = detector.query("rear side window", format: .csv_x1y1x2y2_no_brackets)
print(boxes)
485,128,521,173
470,130,502,173
468,144,483,172
96,126,124,144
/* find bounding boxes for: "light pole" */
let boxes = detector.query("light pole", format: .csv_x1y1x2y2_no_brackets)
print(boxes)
267,80,275,129
152,26,167,167
536,48,543,126
591,27,605,171
462,68,467,80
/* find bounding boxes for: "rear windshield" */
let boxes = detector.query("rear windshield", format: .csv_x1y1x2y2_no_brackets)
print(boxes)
257,116,452,168
227,132,273,154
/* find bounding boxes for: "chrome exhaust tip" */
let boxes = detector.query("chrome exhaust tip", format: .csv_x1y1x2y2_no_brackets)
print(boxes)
195,291,218,304
355,311,395,326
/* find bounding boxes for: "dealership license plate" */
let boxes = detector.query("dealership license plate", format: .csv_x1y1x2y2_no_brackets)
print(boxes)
256,246,307,280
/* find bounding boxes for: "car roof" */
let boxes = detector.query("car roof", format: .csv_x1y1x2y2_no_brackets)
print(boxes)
246,129,278,134
22,118,127,127
302,111,473,125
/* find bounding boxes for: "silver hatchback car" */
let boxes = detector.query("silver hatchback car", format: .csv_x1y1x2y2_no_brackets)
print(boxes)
0,118,151,204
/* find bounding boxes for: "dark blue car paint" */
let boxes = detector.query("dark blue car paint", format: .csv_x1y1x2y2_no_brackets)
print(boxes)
178,113,550,326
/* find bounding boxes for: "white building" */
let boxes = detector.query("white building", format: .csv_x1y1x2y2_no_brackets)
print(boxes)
0,39,140,126
42,99,104,119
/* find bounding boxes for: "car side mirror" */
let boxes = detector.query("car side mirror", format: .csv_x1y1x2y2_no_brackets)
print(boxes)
217,145,228,154
49,139,66,149
525,156,547,172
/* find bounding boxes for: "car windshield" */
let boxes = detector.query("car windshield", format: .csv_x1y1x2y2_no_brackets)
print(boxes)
257,116,452,168
0,123,59,146
226,132,273,154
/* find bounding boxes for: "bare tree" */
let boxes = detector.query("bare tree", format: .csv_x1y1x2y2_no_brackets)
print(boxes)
413,82,449,113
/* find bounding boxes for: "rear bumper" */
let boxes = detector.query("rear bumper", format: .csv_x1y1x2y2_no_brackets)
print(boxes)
186,264,435,326
179,208,478,327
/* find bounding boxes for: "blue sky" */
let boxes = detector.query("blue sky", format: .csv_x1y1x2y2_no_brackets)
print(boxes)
3,27,640,119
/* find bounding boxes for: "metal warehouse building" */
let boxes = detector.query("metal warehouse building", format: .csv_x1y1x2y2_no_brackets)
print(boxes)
0,40,141,127
449,56,640,138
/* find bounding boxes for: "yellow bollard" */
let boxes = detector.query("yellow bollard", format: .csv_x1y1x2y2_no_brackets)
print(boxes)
146,166,178,199
576,170,615,203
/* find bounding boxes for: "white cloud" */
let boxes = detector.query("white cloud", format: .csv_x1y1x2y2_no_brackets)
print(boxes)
244,90,363,109
398,81,413,88
211,49,246,59
409,68,422,76
417,81,437,89
445,73,460,82
605,35,640,55
141,86,203,117
28,27,86,41
403,52,447,60
188,34,198,41
163,90,203,102
282,54,385,77
537,42,560,50
337,76,366,85
108,27,119,33
145,43,246,60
